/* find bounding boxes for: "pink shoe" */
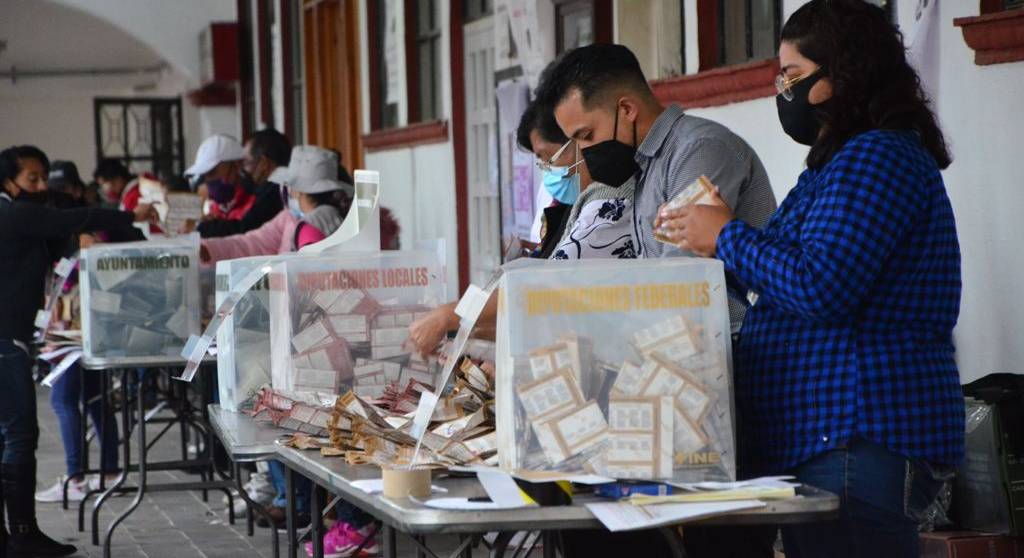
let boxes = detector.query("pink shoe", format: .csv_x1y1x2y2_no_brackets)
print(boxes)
305,521,379,558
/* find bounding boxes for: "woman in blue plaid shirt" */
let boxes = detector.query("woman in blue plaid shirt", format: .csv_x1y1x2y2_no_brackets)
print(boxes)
658,1,962,556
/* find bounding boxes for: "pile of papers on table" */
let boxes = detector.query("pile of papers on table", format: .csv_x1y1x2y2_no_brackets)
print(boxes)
325,355,498,468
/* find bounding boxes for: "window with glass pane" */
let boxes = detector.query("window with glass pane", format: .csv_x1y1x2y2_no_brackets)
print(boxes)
416,0,443,122
465,0,493,22
717,0,780,66
288,0,305,142
556,0,594,54
376,0,399,129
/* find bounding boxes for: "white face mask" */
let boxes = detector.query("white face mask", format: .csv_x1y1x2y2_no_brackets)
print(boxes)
288,196,304,219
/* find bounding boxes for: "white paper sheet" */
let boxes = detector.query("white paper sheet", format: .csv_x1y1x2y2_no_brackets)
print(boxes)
586,500,765,532
350,479,447,495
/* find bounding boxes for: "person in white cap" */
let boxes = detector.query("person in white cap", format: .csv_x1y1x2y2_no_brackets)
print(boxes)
198,146,352,264
184,134,254,226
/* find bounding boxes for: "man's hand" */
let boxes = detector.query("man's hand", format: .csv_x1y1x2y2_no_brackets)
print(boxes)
179,219,198,234
654,187,734,257
408,303,459,358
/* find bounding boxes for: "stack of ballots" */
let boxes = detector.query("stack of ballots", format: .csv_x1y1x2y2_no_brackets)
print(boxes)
80,236,201,361
496,258,736,483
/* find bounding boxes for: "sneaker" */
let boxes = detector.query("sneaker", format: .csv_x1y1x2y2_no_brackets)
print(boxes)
226,472,276,516
87,474,120,492
305,521,379,558
34,476,87,503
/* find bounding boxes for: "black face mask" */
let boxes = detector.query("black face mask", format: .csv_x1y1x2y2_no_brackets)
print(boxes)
776,71,826,146
581,106,640,188
239,170,258,193
16,190,50,205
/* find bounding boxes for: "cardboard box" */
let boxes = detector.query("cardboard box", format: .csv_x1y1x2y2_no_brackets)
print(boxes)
919,531,1024,558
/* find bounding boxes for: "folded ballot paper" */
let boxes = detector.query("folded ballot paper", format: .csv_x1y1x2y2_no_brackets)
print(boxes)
80,236,201,361
496,258,736,484
268,251,445,399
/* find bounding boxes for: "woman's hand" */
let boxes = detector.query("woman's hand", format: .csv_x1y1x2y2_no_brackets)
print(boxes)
132,203,158,223
408,303,459,358
199,243,212,263
654,187,735,257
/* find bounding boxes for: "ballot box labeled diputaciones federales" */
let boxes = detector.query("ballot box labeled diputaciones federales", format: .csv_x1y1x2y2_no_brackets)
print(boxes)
80,235,201,362
496,258,736,483
268,251,446,399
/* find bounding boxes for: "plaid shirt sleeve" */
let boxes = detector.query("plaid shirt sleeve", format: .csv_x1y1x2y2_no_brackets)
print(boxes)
717,137,925,321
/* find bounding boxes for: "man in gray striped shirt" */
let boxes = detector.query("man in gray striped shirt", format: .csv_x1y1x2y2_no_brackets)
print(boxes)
537,43,777,332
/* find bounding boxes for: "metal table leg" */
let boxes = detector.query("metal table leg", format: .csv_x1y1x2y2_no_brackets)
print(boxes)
311,485,325,558
103,370,147,558
382,525,398,558
92,368,131,546
286,466,298,558
79,367,110,532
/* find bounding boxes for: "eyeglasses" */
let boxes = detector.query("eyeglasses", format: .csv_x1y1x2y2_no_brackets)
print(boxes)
775,67,822,102
536,139,577,173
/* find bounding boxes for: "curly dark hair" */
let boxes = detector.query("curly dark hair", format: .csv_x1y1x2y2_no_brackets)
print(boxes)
781,0,951,170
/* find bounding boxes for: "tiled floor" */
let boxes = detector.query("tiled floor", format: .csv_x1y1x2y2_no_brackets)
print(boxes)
31,388,479,558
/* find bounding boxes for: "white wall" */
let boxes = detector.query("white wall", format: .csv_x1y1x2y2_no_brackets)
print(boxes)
366,144,460,298
51,0,237,86
934,2,1024,382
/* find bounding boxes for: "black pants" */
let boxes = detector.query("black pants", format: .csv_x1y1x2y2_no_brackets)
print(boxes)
0,340,39,466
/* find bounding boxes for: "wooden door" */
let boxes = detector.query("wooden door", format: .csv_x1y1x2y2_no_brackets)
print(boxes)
303,0,364,171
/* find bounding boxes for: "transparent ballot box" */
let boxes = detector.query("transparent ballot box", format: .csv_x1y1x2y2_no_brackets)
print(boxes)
269,251,445,398
495,258,736,482
80,236,201,362
216,256,275,412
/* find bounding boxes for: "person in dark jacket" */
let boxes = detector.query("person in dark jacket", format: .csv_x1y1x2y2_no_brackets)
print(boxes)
0,145,153,558
196,128,291,238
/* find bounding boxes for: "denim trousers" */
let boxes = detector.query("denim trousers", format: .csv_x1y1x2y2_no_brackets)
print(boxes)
782,437,952,558
49,363,119,476
0,339,40,465
268,459,311,514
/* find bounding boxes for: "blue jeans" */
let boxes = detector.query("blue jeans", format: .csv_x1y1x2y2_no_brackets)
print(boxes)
50,363,119,476
0,340,40,465
334,500,372,528
269,459,310,515
782,438,953,558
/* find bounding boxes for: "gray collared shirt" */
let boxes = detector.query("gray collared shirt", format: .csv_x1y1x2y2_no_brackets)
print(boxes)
631,104,778,330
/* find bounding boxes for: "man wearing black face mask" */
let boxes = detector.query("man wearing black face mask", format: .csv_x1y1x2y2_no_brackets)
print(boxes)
195,129,291,238
537,44,780,558
0,145,152,558
536,44,778,335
